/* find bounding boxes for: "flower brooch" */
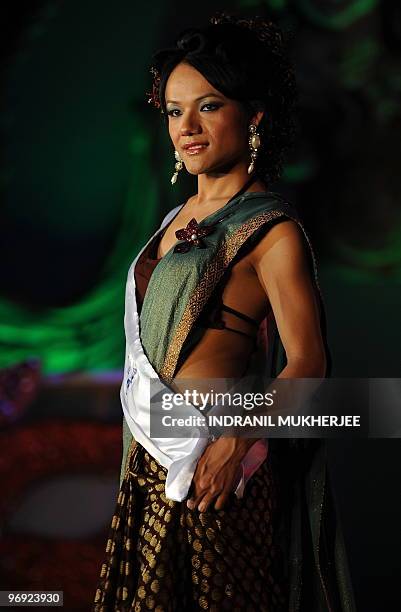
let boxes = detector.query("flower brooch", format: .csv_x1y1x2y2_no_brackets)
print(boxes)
173,218,217,253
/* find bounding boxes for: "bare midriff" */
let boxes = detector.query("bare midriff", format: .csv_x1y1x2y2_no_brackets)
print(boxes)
173,254,269,380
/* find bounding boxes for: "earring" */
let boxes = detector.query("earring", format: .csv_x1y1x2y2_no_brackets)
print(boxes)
171,150,183,185
247,124,261,175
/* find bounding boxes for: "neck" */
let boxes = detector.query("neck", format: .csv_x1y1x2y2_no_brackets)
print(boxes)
195,165,267,205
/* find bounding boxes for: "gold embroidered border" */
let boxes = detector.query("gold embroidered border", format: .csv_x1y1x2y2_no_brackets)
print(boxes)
123,437,138,480
159,209,322,383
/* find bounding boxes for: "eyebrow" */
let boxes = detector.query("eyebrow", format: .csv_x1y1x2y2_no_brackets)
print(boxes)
166,93,224,105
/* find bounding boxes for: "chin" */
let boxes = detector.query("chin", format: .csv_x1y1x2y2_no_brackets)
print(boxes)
186,158,236,177
185,163,210,176
185,167,202,176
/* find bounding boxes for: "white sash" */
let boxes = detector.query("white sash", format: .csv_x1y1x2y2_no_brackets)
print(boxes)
120,205,268,501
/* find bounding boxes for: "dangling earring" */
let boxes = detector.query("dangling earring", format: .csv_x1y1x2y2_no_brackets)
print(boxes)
171,150,183,185
247,123,261,175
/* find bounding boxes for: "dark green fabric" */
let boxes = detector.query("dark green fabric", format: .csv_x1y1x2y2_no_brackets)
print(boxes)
120,192,356,611
139,193,293,375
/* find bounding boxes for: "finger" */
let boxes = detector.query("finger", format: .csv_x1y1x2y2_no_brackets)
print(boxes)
186,474,212,509
186,487,208,510
213,486,232,511
197,490,219,513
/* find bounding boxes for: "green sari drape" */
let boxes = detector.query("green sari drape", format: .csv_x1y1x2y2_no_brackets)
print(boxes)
116,191,356,611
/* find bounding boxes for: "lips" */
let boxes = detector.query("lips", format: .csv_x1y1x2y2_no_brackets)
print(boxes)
182,142,208,154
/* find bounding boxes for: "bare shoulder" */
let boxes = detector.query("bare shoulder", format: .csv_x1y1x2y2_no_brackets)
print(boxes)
249,217,307,272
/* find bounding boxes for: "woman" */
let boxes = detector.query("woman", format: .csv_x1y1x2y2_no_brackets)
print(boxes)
93,13,355,611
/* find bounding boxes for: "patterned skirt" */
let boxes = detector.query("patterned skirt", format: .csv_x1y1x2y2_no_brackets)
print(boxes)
92,440,288,611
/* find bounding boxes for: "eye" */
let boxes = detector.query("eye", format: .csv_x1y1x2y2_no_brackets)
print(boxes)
167,103,222,117
200,102,221,112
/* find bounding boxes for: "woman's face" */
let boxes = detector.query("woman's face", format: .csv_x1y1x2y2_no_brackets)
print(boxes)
165,62,255,176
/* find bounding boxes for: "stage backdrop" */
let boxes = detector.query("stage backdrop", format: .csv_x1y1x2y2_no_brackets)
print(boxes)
0,2,400,610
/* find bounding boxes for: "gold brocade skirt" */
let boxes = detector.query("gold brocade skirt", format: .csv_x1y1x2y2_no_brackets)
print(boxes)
92,441,288,611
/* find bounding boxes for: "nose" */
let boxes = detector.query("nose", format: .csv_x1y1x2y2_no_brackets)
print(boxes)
179,110,202,137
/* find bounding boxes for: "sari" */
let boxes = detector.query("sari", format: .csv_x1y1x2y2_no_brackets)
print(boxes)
93,191,356,611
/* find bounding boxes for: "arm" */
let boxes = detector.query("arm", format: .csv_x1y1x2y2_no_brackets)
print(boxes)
250,218,327,378
187,218,327,512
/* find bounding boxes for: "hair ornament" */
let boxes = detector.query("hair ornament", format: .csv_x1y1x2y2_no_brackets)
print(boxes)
147,65,162,110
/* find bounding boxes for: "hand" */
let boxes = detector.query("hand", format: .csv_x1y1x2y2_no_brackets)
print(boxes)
186,437,258,512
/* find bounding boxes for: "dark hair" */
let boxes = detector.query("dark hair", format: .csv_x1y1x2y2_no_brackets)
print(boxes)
148,13,298,186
